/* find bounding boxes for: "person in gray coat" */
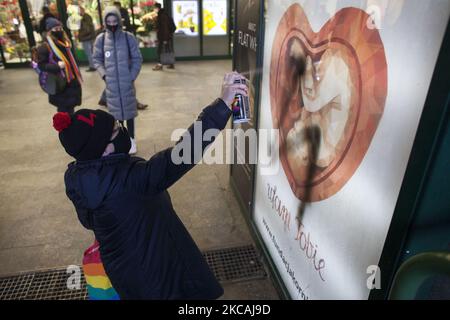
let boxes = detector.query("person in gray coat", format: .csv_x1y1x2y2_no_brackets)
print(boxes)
93,6,142,154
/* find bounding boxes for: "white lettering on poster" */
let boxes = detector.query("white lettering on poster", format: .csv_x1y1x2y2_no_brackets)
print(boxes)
238,30,257,52
295,222,326,282
263,218,309,300
267,183,291,231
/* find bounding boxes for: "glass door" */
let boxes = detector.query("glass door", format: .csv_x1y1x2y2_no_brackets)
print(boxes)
0,0,33,65
201,0,229,56
65,0,102,49
172,0,200,57
133,0,165,49
28,0,59,45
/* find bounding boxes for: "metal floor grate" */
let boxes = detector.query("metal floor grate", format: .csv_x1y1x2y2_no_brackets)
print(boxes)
0,270,88,300
203,245,267,282
0,245,266,300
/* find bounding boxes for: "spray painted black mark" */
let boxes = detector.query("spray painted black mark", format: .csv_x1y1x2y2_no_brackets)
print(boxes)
276,37,319,227
296,125,321,228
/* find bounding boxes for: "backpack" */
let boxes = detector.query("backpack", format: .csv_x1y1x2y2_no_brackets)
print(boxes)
31,44,66,95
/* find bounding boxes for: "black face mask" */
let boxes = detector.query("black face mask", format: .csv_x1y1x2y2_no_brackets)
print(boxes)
52,31,64,39
106,24,118,33
111,126,131,154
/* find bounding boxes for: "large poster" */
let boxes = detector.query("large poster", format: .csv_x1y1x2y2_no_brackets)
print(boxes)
253,0,449,299
230,0,262,214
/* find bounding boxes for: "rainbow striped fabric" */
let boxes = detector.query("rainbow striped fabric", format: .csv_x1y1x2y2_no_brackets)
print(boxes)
82,240,120,300
46,34,83,85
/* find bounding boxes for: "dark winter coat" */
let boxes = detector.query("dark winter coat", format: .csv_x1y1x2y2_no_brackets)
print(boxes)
92,7,142,121
37,42,82,109
157,9,176,42
64,99,231,299
78,13,96,42
118,7,132,32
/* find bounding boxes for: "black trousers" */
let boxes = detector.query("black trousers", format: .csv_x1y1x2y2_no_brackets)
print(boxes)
119,119,135,139
57,105,75,114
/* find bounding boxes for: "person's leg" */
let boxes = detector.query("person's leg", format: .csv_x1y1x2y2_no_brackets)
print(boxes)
99,89,107,106
134,83,148,110
86,41,95,70
117,119,137,154
81,41,89,67
167,39,175,69
126,118,135,139
153,40,163,71
157,40,162,64
82,41,95,70
137,100,148,110
119,119,135,139
127,118,137,154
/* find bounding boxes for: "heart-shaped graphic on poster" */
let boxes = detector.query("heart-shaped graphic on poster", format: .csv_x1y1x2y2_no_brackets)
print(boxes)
270,4,388,202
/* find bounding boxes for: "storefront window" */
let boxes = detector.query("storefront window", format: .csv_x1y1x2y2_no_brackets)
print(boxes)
98,0,163,48
203,0,227,36
172,0,199,36
28,0,58,44
135,0,161,48
82,0,102,30
66,0,102,49
0,0,31,63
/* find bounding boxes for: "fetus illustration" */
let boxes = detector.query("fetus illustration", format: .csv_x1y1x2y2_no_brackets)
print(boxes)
270,4,388,201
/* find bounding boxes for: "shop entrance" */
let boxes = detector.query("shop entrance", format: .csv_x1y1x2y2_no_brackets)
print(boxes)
0,0,233,68
0,0,36,68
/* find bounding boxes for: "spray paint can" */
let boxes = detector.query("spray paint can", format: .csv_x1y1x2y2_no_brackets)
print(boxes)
232,78,250,124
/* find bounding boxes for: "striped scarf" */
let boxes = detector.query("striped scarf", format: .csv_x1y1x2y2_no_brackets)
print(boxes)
46,34,83,84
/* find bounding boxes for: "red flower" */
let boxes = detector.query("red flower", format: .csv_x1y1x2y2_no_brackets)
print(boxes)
140,0,155,7
53,112,72,132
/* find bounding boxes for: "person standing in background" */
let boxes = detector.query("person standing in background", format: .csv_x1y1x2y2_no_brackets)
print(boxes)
113,1,132,32
78,6,97,72
38,6,55,38
37,18,82,114
152,2,176,71
93,6,142,154
97,2,148,110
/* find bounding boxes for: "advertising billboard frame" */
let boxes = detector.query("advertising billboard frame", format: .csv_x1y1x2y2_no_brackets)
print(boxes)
232,1,450,300
369,20,450,300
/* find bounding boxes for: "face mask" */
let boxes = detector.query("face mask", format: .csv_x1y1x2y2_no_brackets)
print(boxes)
52,30,63,39
106,24,118,33
110,126,131,154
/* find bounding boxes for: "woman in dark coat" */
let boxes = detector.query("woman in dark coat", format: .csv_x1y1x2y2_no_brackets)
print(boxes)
152,3,176,71
37,18,82,114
